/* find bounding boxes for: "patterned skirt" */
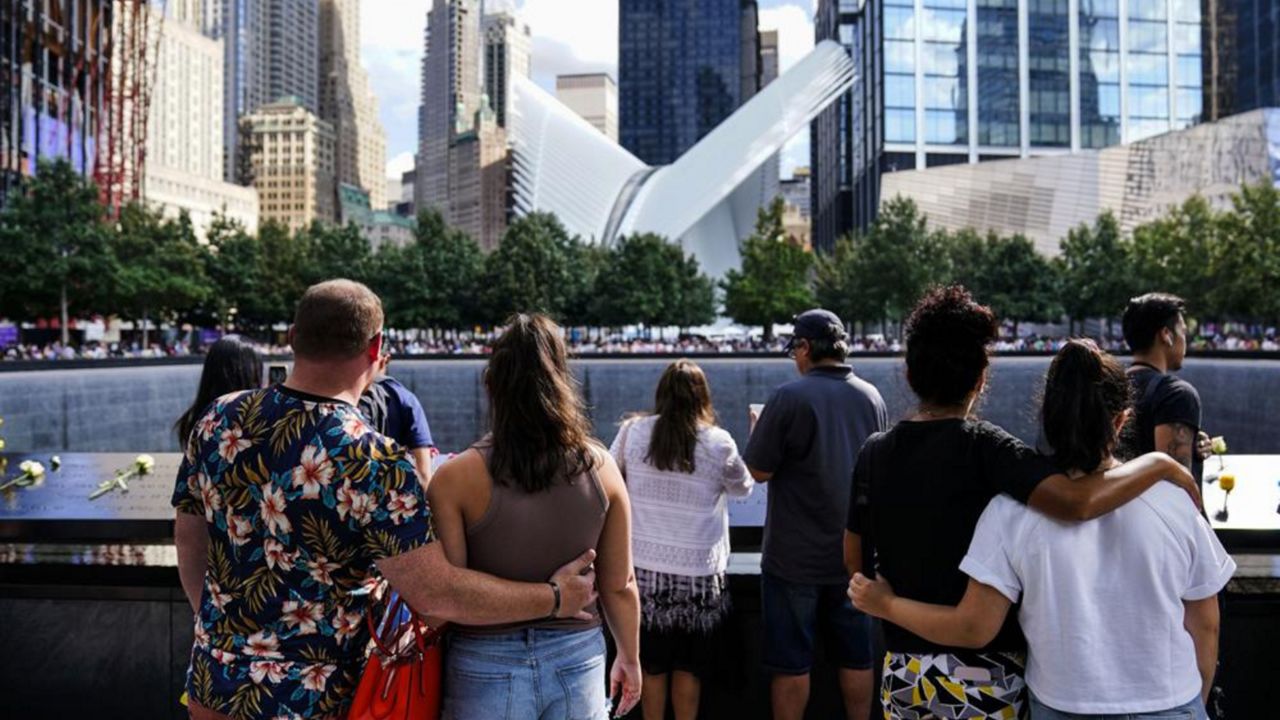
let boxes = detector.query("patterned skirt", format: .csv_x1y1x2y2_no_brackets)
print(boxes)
881,651,1028,720
636,568,731,634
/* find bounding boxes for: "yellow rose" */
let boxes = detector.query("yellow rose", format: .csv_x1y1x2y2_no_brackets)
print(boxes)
1219,473,1235,492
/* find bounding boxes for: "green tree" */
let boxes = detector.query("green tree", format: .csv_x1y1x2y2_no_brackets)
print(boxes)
872,197,951,327
250,221,311,328
299,221,373,287
666,252,718,330
0,159,113,343
814,233,878,328
561,240,609,329
721,197,814,341
1210,180,1280,322
971,232,1060,335
1131,195,1217,317
1055,211,1134,334
815,197,947,335
944,227,988,290
480,212,587,324
590,233,672,328
369,209,484,330
109,204,210,348
202,214,263,333
589,233,717,333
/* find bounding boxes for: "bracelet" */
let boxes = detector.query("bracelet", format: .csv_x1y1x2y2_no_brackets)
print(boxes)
547,580,562,620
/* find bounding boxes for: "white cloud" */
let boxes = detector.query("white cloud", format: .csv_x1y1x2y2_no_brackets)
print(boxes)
760,2,816,177
518,0,618,90
518,0,618,67
759,4,815,74
360,1,429,165
386,151,415,178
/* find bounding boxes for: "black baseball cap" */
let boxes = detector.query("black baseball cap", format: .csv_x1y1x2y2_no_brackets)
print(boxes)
783,308,847,351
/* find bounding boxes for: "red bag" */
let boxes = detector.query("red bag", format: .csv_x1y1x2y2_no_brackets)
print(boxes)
347,592,444,720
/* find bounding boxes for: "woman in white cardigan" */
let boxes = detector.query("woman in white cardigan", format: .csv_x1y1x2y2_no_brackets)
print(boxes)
610,360,754,720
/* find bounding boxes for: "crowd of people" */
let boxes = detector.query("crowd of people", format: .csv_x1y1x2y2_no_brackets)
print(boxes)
170,280,1230,720
4,326,1278,362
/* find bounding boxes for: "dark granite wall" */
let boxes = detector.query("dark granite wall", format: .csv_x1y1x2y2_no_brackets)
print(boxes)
1,357,1277,454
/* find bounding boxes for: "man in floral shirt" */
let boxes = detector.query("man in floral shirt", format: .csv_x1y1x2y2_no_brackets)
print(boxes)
173,280,597,720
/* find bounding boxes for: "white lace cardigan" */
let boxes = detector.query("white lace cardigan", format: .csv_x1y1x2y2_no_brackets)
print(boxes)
608,415,754,577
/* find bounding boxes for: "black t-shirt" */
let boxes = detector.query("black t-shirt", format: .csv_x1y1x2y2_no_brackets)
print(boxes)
847,418,1058,654
744,365,888,584
1121,365,1203,486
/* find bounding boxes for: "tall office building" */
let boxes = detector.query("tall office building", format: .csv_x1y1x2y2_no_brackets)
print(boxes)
204,0,319,183
761,30,780,88
556,74,620,140
1,1,114,205
267,0,320,110
416,0,519,246
168,0,205,27
483,12,532,128
760,29,781,205
143,4,259,237
450,106,509,250
320,0,389,209
417,0,482,213
618,0,762,165
239,100,336,231
1204,0,1279,119
810,0,1205,252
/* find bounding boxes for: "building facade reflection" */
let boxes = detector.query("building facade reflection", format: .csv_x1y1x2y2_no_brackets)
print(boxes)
812,0,1204,250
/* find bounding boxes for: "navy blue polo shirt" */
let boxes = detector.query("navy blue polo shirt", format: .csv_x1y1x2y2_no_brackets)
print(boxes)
744,364,888,584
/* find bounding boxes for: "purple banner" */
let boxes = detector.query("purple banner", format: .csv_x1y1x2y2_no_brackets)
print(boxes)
23,107,96,174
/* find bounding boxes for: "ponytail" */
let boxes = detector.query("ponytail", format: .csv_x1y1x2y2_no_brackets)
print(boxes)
1041,339,1132,473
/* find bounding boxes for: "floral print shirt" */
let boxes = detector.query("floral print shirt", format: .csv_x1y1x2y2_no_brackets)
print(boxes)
172,385,432,720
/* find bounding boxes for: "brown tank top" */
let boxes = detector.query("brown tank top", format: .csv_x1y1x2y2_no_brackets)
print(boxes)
458,439,609,634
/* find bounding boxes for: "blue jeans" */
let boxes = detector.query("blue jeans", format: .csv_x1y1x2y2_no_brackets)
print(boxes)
1029,691,1209,720
444,626,609,720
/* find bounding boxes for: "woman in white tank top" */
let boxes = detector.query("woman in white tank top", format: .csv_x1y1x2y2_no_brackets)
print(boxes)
850,339,1234,719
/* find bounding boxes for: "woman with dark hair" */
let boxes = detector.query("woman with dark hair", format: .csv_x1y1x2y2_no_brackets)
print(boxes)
610,360,753,720
850,339,1232,719
841,287,1200,719
174,336,263,444
429,313,642,720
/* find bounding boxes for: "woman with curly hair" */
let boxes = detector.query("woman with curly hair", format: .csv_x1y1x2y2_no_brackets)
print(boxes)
851,339,1231,719
842,286,1200,719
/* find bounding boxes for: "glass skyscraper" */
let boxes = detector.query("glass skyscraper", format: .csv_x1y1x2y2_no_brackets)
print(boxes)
619,0,761,166
811,0,1203,250
1203,0,1279,120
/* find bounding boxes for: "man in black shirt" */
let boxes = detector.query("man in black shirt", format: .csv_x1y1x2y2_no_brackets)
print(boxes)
1120,293,1213,488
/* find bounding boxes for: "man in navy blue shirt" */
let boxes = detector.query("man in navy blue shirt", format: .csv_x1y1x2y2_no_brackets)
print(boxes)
360,354,437,485
745,309,888,720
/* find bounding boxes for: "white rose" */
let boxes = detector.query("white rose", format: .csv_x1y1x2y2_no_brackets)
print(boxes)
135,454,156,474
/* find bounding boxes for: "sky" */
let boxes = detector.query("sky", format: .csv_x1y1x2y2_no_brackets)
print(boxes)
359,0,817,181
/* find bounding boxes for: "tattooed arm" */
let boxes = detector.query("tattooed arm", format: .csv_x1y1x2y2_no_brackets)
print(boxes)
1155,422,1197,472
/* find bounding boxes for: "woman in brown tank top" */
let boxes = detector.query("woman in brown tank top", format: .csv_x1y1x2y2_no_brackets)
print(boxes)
428,314,642,720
